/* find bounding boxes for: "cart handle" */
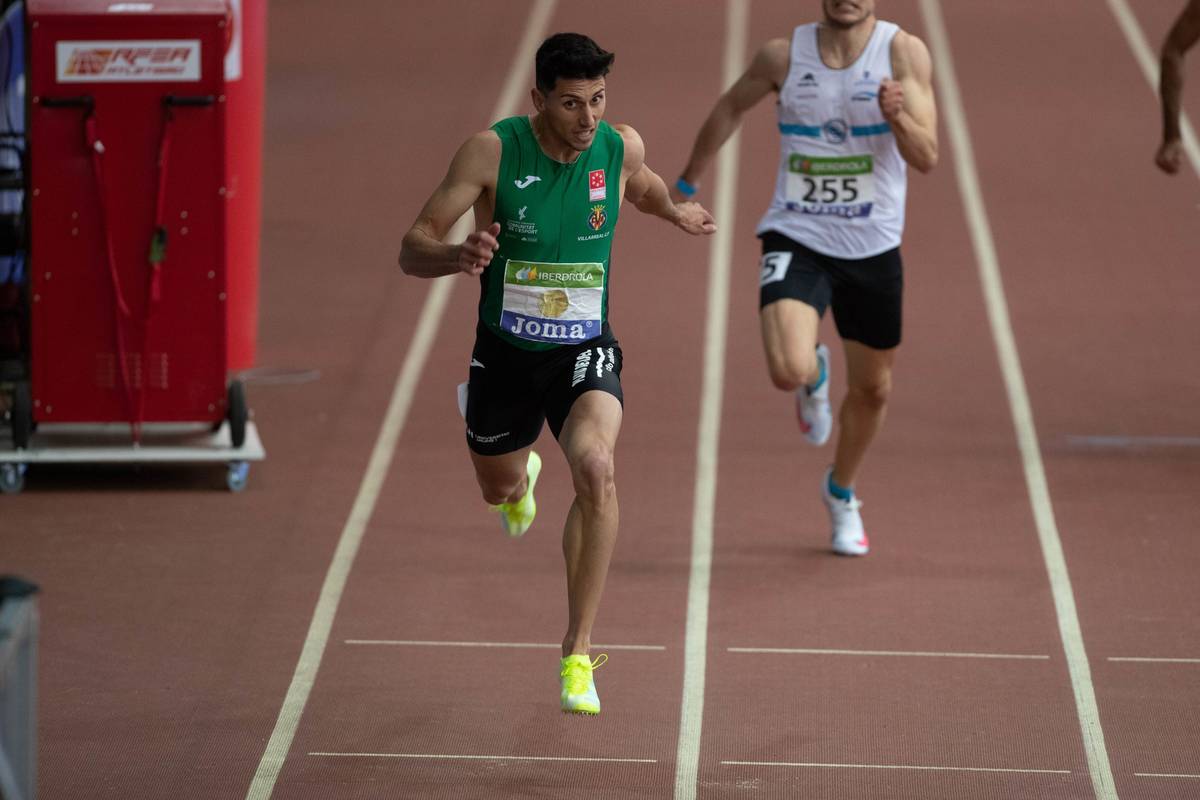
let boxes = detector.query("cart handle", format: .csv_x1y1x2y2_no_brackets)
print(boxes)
39,95,94,110
163,95,215,108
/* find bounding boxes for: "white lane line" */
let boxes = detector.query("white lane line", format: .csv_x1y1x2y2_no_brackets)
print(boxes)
723,760,1071,775
344,639,665,651
673,4,746,800
918,3,1119,799
243,3,558,798
729,647,1050,660
1108,656,1200,664
309,752,656,764
1135,772,1200,779
1065,435,1200,449
1106,0,1200,180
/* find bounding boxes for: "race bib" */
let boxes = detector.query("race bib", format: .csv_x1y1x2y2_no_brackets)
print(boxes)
785,153,875,219
500,260,604,344
760,251,793,286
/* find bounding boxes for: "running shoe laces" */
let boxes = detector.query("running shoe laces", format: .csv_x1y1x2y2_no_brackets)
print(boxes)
560,653,607,715
830,495,863,513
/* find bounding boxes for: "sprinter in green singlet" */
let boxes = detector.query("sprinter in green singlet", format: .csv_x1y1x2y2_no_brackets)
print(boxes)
400,33,715,715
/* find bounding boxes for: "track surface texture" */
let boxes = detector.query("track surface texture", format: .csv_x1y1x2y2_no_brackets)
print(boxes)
4,2,1198,798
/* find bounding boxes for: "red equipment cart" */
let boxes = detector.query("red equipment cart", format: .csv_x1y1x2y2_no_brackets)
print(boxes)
0,0,264,493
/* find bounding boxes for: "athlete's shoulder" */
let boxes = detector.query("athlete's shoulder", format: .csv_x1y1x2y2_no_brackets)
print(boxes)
607,123,642,174
448,129,501,185
606,121,635,141
735,36,791,94
606,122,638,154
461,128,502,159
889,27,932,77
758,36,793,71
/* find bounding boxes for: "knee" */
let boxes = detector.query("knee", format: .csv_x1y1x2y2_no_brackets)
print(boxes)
479,479,519,506
849,375,892,410
571,445,615,507
767,351,818,392
477,467,526,506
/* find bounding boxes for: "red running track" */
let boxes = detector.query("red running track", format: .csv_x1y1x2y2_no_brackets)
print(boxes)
4,1,1199,798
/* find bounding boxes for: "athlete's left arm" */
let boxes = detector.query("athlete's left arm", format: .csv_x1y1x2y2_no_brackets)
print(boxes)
616,124,717,236
882,31,939,174
1157,0,1200,174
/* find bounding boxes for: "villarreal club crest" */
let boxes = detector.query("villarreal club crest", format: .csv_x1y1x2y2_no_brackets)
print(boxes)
588,204,607,231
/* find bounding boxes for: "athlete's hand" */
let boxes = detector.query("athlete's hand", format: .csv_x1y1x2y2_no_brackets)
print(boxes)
674,201,717,236
668,183,692,204
878,78,905,122
458,222,501,275
1156,139,1183,174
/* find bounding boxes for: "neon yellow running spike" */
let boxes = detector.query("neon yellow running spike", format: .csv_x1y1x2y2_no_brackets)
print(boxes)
560,653,607,715
491,450,541,538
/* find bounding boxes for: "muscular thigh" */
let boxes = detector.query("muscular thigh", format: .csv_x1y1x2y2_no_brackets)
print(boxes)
558,390,623,467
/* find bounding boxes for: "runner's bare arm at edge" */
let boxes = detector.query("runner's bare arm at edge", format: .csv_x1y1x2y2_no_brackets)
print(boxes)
399,131,502,278
1157,0,1200,174
614,123,717,235
669,38,790,202
881,30,938,174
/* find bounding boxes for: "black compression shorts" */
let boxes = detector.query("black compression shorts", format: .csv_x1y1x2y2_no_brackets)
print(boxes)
758,231,904,350
463,322,624,456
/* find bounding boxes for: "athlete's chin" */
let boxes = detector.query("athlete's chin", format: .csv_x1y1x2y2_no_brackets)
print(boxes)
827,13,867,28
826,4,869,27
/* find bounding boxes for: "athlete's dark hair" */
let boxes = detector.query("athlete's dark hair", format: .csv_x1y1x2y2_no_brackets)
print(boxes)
535,33,614,94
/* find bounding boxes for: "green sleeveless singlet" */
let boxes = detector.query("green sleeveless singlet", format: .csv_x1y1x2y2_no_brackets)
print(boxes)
479,115,624,351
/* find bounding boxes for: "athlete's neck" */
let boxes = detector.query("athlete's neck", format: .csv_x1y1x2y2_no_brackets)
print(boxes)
529,114,583,164
817,16,876,69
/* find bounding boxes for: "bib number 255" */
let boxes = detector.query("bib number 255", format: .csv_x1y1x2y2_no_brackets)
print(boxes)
802,175,859,204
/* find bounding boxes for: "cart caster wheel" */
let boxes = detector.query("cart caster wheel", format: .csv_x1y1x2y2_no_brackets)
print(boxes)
226,461,249,493
0,463,26,494
227,380,247,449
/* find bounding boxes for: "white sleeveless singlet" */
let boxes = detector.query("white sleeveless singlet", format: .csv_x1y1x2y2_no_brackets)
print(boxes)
756,20,907,259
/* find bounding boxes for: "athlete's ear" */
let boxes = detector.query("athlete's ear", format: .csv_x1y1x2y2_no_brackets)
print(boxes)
530,87,545,112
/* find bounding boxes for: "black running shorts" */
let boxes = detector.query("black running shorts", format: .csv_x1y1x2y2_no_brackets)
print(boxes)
463,322,624,456
758,231,903,350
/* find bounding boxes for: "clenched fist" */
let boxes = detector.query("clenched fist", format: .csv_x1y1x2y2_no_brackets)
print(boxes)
1155,139,1183,174
458,222,501,276
878,78,905,122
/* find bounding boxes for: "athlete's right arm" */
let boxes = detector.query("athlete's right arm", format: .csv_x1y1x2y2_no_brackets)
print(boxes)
1157,0,1200,174
670,38,789,201
399,131,501,278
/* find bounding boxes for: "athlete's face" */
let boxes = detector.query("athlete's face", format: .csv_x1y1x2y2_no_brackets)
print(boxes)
533,77,607,153
822,0,875,28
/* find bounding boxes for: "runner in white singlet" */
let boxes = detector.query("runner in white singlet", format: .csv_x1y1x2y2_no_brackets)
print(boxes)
671,0,938,556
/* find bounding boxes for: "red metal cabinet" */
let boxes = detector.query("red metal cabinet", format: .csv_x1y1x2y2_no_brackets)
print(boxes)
26,0,229,429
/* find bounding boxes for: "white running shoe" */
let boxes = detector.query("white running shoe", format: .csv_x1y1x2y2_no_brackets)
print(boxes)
796,344,832,446
821,467,869,556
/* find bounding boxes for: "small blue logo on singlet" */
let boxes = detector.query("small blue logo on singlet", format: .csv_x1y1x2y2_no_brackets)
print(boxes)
822,119,848,144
